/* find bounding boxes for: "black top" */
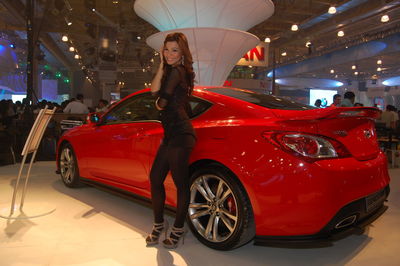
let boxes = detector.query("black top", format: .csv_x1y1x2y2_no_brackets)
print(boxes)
157,65,195,142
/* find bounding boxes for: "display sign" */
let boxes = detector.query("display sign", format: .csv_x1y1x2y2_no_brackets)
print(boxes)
236,42,268,67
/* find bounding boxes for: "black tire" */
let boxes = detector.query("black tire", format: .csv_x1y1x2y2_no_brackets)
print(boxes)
59,143,82,188
187,164,255,250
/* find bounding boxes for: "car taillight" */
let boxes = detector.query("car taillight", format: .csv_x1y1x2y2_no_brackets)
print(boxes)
262,131,350,162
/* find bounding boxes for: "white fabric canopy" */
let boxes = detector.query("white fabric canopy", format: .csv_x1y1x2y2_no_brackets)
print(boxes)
147,28,260,86
134,0,274,31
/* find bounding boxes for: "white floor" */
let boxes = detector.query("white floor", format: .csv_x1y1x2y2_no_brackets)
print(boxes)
0,161,399,266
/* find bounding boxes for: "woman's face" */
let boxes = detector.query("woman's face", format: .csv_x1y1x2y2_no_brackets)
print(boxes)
163,41,182,66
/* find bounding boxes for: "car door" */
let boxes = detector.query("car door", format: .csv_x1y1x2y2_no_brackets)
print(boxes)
86,92,162,189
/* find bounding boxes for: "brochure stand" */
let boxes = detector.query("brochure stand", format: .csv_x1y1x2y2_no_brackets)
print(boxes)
0,106,57,219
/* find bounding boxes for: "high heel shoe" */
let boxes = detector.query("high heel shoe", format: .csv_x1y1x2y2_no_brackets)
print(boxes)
162,226,187,249
145,220,168,246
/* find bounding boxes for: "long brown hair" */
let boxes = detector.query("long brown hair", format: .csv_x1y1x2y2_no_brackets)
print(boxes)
162,32,195,95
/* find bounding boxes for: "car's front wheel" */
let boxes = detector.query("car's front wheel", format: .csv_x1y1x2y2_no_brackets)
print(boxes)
59,143,82,188
188,165,255,250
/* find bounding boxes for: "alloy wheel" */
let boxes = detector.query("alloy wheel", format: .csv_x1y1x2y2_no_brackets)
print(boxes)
189,174,239,243
60,146,75,184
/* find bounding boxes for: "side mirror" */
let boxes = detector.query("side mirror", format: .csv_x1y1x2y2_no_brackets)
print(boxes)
86,113,100,124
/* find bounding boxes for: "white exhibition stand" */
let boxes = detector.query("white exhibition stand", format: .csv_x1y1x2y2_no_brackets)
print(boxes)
0,106,57,220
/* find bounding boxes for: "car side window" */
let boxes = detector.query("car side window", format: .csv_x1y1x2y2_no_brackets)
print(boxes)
102,93,159,125
188,96,212,119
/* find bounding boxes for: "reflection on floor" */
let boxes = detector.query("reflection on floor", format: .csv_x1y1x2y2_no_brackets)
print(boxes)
0,161,399,266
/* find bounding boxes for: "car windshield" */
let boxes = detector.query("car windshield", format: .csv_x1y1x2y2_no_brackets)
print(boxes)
206,88,314,110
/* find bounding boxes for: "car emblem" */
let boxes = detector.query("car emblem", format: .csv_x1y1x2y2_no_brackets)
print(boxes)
364,130,372,138
333,130,348,137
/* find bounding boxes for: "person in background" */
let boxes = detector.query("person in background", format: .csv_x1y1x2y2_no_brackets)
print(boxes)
314,99,322,108
339,91,355,107
379,104,398,129
330,94,341,107
63,94,89,114
95,99,109,113
354,102,364,107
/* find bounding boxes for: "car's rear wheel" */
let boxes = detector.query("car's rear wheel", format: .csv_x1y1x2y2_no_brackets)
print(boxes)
188,165,255,250
59,143,81,188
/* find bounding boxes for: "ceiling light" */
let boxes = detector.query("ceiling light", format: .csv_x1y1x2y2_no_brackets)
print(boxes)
377,59,382,64
330,69,335,74
64,0,73,11
291,24,298,31
92,8,96,12
377,67,382,71
281,52,287,56
64,16,72,26
354,71,358,75
381,15,389,23
305,41,312,47
74,54,80,59
61,35,68,42
137,36,141,40
264,37,271,43
352,65,356,69
337,31,344,37
328,6,336,14
69,46,75,52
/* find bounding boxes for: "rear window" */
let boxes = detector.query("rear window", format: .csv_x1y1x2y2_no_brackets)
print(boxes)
206,88,314,110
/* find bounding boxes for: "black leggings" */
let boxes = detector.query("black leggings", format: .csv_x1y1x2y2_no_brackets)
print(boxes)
149,134,195,228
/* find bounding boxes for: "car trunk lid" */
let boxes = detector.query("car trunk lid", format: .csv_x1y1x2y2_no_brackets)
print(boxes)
273,107,381,161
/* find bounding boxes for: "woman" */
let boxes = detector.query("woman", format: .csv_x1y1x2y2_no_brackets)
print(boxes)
146,32,196,249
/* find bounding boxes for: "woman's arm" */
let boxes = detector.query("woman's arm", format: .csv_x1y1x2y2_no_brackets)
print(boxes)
155,67,181,110
150,52,164,95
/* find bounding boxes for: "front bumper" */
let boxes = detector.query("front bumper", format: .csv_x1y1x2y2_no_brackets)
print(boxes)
254,185,390,246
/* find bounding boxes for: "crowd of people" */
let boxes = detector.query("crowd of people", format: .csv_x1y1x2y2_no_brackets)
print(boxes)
313,91,400,138
314,91,364,108
0,95,109,165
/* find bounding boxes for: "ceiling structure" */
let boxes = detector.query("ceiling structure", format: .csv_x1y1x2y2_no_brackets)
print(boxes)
0,0,399,93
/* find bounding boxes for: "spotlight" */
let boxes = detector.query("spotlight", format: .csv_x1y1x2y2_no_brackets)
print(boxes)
291,24,298,31
337,30,344,37
264,37,271,43
328,6,336,14
65,16,72,26
84,0,96,11
305,41,312,48
9,43,16,49
64,0,73,11
381,15,389,23
69,46,75,52
61,35,68,42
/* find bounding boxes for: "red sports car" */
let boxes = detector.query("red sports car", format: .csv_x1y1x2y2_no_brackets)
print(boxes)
56,87,390,250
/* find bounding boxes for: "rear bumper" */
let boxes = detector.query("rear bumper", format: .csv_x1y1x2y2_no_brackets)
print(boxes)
254,185,390,247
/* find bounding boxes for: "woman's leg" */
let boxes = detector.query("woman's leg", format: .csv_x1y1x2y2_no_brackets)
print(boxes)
149,143,170,223
167,135,195,228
